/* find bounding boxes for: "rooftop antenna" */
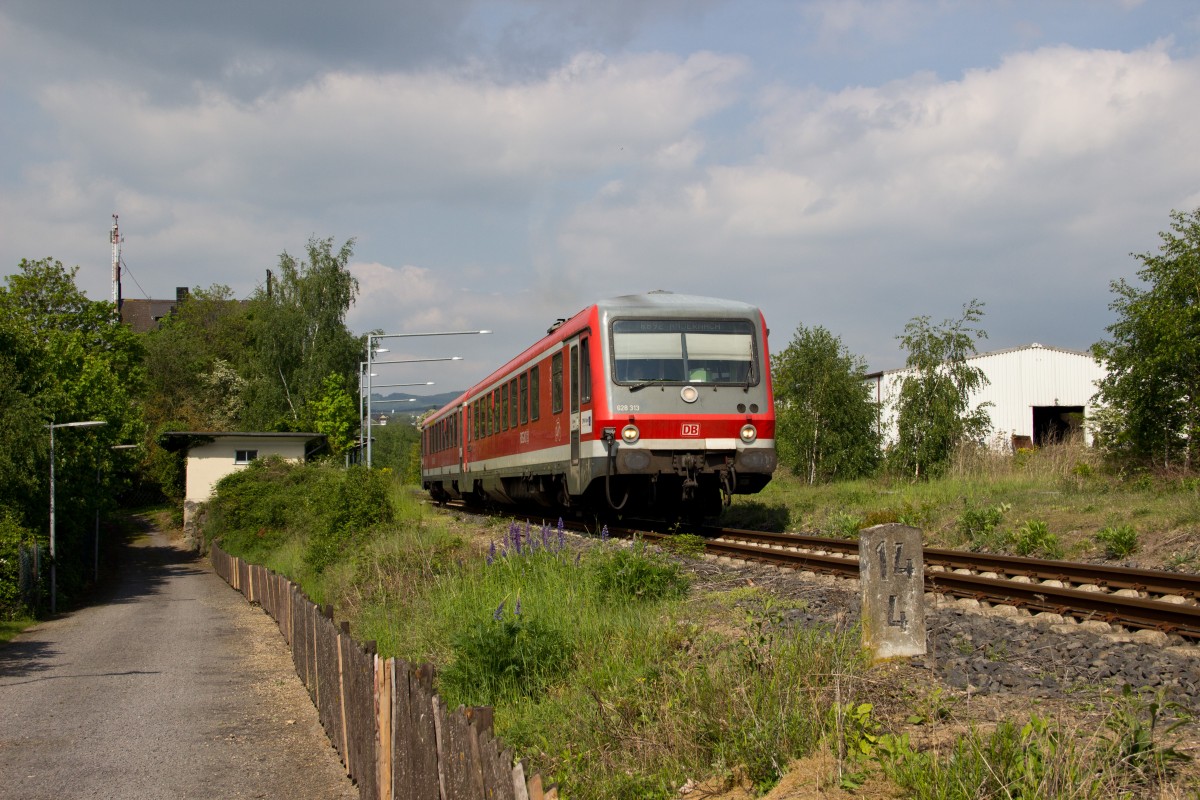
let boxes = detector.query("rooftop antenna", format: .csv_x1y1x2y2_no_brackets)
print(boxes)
110,214,123,314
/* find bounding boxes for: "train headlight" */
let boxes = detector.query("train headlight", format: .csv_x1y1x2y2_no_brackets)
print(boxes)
739,423,757,444
680,385,699,403
621,424,640,444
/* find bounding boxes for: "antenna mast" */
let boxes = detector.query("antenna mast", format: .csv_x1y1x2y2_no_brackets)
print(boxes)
110,214,123,313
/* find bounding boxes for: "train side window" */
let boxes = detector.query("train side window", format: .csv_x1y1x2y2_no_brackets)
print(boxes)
530,365,540,421
551,352,564,414
519,373,528,424
493,389,500,435
509,378,518,428
570,344,580,413
501,384,509,431
580,337,592,404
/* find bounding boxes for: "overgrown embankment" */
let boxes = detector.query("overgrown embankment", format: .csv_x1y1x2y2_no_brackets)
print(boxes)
202,457,1198,799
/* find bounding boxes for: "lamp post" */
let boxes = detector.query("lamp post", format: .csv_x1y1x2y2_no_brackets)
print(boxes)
357,361,435,459
49,420,106,614
365,357,461,467
364,330,491,468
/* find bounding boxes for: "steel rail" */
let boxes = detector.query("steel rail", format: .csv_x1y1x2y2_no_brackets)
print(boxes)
708,527,1200,598
688,532,1200,639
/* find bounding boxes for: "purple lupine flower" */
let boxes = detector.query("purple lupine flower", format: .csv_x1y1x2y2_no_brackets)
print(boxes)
494,601,505,621
575,552,582,566
557,521,565,552
514,597,522,617
487,540,496,565
541,523,551,551
512,522,522,555
600,524,609,542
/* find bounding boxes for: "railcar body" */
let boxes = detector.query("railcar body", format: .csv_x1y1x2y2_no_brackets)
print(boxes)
420,291,777,517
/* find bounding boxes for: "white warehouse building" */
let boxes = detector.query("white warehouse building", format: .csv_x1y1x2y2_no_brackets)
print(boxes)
866,343,1108,451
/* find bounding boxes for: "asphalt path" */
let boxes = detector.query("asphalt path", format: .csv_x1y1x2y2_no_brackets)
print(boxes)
0,522,357,800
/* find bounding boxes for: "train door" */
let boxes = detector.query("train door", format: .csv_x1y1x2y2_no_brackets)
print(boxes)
458,403,467,478
567,335,593,494
569,341,581,483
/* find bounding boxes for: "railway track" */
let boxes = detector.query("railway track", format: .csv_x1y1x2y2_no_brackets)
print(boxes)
657,524,1200,641
439,501,1200,641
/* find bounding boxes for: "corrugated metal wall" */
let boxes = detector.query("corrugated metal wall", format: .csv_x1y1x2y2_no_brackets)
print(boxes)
869,344,1107,448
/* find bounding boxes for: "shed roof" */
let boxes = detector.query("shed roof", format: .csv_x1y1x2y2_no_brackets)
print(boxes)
158,431,326,454
865,342,1098,379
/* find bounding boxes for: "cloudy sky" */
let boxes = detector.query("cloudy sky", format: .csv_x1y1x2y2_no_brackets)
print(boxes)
3,1,1199,391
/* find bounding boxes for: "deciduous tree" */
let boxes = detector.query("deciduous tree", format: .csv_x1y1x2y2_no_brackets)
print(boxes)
307,373,358,458
890,300,991,479
241,237,362,430
1092,208,1200,470
0,259,143,609
772,324,879,483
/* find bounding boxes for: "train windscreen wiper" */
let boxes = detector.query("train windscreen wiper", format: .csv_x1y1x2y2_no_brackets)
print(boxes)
627,379,666,393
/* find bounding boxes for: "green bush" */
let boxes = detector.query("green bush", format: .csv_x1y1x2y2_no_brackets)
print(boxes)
203,459,395,573
1012,519,1063,559
955,502,1009,551
0,508,33,619
1095,523,1139,559
439,602,574,706
305,466,395,573
588,539,688,602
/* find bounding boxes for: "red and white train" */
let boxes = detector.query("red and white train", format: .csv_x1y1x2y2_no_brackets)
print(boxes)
420,291,777,518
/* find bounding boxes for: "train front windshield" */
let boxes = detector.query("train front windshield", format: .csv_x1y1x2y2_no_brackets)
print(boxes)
612,319,758,385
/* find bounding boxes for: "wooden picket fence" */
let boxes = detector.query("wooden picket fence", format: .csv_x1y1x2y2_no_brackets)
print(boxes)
209,542,554,800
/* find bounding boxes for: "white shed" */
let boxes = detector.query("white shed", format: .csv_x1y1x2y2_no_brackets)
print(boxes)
866,344,1108,450
160,431,327,542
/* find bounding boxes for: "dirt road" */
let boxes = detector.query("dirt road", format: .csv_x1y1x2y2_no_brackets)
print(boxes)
0,523,357,800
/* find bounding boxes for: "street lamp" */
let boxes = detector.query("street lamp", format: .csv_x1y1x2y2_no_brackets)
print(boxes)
49,419,106,614
364,329,490,468
366,356,462,467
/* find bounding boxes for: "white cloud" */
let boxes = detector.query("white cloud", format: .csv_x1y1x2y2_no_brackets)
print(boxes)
33,51,745,208
550,43,1200,364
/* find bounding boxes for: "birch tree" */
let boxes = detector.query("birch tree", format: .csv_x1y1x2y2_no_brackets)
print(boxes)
772,324,879,484
890,300,991,479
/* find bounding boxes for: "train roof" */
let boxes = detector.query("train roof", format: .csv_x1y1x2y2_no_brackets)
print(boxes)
420,292,765,426
596,291,761,316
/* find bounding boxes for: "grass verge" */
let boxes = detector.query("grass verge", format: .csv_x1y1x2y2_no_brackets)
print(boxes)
201,456,1197,798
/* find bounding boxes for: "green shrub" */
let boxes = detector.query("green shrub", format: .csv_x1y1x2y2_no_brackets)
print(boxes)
438,601,574,706
955,502,1009,551
203,460,395,573
305,466,395,573
0,508,33,619
1095,523,1139,559
589,539,688,602
1012,519,1063,559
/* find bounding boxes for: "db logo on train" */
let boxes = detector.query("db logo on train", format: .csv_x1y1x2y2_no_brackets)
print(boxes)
681,423,701,437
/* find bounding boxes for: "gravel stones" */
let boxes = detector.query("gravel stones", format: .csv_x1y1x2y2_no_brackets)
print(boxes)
689,554,1200,714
